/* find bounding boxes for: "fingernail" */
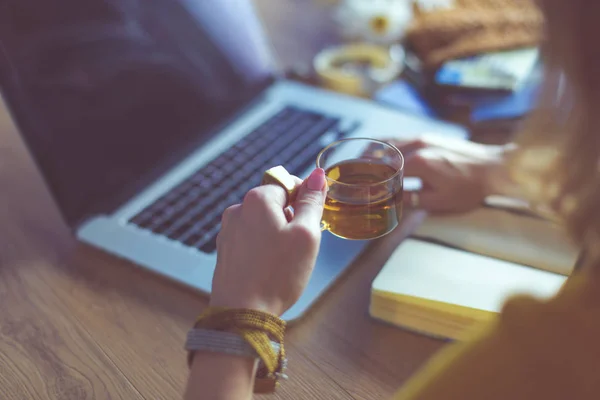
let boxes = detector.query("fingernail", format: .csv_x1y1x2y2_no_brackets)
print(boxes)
307,168,326,191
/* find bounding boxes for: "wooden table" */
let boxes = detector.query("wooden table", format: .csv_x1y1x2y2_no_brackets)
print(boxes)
0,2,447,399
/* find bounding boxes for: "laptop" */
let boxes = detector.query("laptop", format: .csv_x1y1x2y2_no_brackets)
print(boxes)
0,1,466,321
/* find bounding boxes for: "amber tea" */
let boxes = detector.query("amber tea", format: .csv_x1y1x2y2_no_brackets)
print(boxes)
322,159,403,240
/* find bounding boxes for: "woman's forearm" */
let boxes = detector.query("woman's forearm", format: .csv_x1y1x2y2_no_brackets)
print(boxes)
184,352,257,400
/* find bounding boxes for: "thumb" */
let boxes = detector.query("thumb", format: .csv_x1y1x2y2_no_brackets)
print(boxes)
292,168,327,229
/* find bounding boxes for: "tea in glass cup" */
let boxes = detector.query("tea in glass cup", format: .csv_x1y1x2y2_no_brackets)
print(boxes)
316,138,404,240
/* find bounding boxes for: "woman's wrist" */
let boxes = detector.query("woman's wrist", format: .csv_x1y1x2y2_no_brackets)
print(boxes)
209,293,285,316
483,143,521,198
188,305,289,394
185,351,257,400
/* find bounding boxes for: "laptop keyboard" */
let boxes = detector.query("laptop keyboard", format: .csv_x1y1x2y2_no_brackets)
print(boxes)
128,106,358,254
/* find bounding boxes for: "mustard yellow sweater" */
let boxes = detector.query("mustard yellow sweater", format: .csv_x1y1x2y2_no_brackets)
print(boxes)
393,271,600,400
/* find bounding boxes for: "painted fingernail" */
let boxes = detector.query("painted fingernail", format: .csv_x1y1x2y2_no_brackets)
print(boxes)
307,168,326,191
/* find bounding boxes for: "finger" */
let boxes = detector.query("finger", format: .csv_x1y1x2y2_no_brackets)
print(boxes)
403,149,440,184
217,204,242,251
379,137,429,155
288,176,303,204
284,175,302,223
242,185,289,225
221,204,242,230
284,207,294,222
291,168,327,230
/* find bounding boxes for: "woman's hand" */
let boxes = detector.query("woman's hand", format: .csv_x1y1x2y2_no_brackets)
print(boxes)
384,135,517,214
210,168,328,316
184,169,327,400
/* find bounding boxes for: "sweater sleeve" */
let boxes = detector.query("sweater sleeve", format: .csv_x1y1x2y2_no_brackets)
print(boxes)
392,272,600,400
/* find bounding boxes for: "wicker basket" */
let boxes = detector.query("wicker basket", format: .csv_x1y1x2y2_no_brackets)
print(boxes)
406,0,543,70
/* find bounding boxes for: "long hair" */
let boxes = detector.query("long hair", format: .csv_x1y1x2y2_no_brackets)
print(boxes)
510,1,600,262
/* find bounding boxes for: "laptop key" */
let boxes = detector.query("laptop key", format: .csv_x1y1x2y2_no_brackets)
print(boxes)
152,216,180,235
209,156,229,169
190,174,213,187
238,180,257,195
196,225,221,253
219,177,241,194
166,221,197,241
162,198,214,237
193,230,215,248
161,199,195,221
183,233,205,247
199,239,217,254
177,223,205,243
130,211,154,227
216,194,241,212
219,162,239,177
176,208,220,241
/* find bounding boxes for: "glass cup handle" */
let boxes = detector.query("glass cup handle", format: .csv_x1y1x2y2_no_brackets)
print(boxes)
320,220,329,232
260,166,330,233
261,166,299,208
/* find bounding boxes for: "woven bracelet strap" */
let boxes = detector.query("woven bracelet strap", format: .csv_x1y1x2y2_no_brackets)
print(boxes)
185,328,281,361
190,307,287,393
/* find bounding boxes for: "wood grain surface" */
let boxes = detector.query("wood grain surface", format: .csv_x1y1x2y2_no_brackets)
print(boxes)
0,1,448,399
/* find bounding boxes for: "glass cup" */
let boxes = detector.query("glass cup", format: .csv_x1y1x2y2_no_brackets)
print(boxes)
316,138,404,240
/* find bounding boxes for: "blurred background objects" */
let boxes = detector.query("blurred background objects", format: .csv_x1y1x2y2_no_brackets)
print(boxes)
258,0,544,144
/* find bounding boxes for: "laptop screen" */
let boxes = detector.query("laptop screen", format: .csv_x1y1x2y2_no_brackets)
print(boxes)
0,0,275,226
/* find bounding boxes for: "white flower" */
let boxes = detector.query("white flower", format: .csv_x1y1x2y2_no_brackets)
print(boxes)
333,0,414,45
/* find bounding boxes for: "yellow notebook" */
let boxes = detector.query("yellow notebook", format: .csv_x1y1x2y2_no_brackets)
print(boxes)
370,205,579,340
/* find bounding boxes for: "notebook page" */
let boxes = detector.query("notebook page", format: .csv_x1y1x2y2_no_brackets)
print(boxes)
372,239,567,313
